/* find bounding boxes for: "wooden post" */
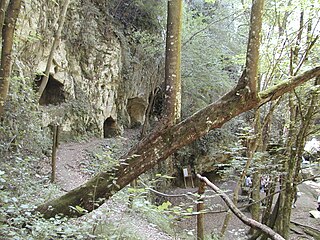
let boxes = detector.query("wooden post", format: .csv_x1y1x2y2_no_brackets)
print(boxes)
197,179,206,240
51,125,59,183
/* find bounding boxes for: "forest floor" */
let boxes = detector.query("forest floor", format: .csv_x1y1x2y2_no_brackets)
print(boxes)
48,129,320,240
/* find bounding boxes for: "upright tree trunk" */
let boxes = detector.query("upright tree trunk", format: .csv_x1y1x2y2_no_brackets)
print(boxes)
156,0,183,185
238,0,264,94
221,0,265,232
0,0,21,116
274,9,319,238
164,0,182,125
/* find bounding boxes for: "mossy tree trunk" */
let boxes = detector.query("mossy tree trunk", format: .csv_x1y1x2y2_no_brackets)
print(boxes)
0,0,21,116
276,77,319,238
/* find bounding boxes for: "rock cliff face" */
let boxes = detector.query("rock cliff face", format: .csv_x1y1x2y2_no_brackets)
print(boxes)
15,0,163,138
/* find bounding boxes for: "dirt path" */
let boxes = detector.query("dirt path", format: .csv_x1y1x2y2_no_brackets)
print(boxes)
53,131,174,239
56,139,104,191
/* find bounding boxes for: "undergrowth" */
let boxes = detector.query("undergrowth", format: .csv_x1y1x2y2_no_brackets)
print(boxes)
0,76,201,239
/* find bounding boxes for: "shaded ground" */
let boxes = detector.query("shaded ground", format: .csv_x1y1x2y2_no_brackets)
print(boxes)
49,130,320,239
163,183,251,239
166,180,320,240
290,180,320,239
50,130,173,239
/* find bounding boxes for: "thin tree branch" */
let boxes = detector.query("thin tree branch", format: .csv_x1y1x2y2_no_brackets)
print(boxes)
197,174,285,240
182,10,245,47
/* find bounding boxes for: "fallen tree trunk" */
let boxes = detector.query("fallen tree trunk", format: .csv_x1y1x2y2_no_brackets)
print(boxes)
290,220,320,239
36,66,320,218
196,174,285,240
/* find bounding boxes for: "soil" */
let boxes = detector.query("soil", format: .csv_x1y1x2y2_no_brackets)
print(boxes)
50,129,320,239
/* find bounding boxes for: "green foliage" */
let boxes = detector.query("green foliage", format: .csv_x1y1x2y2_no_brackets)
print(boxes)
181,2,247,116
106,0,165,32
261,0,320,88
157,200,172,211
0,152,151,239
0,152,96,239
81,142,127,177
0,76,51,157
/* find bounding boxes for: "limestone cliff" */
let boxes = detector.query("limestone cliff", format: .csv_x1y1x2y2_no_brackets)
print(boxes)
14,0,164,138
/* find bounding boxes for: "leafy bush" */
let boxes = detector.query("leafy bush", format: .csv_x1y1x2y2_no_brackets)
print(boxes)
0,76,51,157
106,0,165,33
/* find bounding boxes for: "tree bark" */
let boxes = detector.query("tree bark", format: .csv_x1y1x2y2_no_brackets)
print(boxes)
35,66,320,218
238,0,264,94
221,0,264,231
0,0,7,37
164,0,182,125
274,11,318,238
35,0,320,219
0,0,21,116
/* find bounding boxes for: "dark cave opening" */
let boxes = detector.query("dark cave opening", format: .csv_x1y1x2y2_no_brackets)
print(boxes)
35,74,66,106
127,97,146,128
103,117,119,138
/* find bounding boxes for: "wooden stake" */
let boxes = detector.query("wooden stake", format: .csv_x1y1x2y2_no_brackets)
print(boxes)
51,125,59,183
197,180,206,240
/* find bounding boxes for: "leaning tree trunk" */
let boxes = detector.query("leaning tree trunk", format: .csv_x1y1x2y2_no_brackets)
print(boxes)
37,0,70,101
36,67,320,218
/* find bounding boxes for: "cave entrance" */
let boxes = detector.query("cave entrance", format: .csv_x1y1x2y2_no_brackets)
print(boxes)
103,117,119,138
35,74,66,105
127,97,146,128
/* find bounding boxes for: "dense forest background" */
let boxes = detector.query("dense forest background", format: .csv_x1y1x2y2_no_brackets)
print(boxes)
0,0,319,239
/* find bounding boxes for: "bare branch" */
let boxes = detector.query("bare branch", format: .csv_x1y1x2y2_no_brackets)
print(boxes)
196,174,285,240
